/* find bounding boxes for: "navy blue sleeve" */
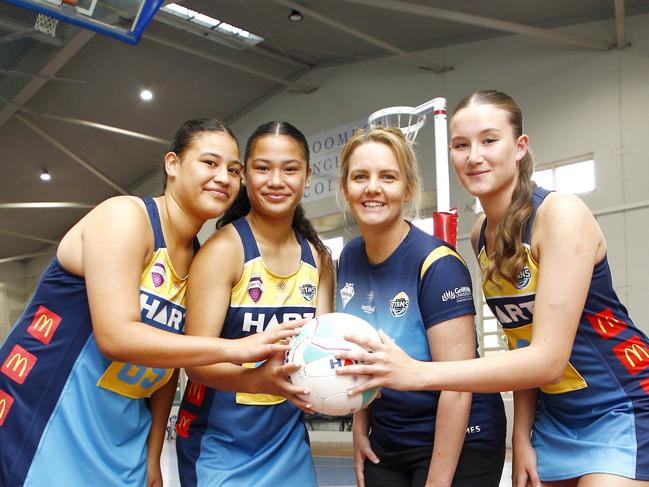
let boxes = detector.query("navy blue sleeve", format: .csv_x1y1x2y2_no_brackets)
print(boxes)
418,254,476,328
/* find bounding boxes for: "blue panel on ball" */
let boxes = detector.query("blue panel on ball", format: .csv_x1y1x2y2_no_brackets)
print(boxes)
303,342,331,364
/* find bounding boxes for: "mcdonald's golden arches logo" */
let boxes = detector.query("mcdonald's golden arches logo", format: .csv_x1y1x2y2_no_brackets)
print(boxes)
586,308,627,340
186,381,205,407
613,336,649,375
1,344,37,384
27,305,62,345
175,409,196,438
0,389,14,426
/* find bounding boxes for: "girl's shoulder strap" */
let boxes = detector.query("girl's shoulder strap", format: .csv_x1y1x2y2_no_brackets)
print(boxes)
232,217,260,262
477,216,488,253
141,197,165,250
297,231,317,267
523,186,554,243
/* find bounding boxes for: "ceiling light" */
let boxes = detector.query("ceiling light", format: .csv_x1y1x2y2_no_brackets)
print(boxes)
40,169,51,182
288,9,303,22
140,88,153,101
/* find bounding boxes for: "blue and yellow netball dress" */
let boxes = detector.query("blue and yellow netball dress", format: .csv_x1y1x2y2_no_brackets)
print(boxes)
176,217,319,487
337,224,506,455
0,197,190,486
479,186,649,481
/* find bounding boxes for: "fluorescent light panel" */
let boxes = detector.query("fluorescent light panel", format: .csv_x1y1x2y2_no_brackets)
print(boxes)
161,3,264,44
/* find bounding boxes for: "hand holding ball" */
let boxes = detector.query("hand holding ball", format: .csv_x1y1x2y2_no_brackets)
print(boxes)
286,312,380,416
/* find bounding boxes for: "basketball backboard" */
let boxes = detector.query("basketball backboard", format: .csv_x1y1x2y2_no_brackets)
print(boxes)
4,0,163,44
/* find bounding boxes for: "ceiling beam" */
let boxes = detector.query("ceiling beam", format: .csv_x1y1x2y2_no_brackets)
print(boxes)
615,0,626,48
0,69,86,84
270,0,449,73
0,28,94,130
339,0,609,51
0,98,169,145
15,114,131,195
0,228,58,245
143,33,316,93
0,202,94,209
0,251,54,265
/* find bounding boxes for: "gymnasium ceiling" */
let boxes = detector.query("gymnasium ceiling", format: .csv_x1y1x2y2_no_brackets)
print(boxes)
0,0,647,262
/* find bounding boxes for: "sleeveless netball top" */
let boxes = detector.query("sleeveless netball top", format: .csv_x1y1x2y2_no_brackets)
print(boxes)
176,217,319,487
479,187,649,480
0,197,192,486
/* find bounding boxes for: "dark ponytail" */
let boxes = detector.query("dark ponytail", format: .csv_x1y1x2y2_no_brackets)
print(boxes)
217,121,332,266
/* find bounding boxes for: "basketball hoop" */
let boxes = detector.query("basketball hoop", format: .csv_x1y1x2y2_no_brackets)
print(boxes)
34,12,59,36
368,106,427,143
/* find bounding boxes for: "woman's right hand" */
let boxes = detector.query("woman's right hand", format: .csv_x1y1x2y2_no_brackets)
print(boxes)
353,430,380,487
225,319,305,365
512,437,541,487
334,329,422,394
250,350,313,412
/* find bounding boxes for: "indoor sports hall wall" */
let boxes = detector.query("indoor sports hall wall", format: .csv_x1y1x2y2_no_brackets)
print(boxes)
225,11,649,333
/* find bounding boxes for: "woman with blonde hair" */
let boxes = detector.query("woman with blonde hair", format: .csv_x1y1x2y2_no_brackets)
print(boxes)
336,126,506,487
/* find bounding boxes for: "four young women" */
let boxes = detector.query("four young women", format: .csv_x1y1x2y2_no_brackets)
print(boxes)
2,90,644,487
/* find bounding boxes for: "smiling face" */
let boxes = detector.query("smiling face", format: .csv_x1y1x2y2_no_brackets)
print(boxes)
166,131,242,220
243,134,311,220
343,141,409,231
450,103,528,201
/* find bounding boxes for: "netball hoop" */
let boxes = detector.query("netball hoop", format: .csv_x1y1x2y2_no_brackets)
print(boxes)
368,97,458,246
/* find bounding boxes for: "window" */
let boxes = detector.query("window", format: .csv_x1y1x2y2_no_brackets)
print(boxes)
323,236,344,261
477,291,508,356
411,217,434,235
532,158,595,194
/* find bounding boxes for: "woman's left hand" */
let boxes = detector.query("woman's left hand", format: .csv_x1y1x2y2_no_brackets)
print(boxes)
334,329,423,394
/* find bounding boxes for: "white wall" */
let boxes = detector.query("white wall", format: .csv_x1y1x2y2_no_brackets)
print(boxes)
227,13,649,333
0,261,30,340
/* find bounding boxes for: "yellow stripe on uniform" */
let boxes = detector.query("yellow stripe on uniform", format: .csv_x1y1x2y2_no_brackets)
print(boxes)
420,246,466,279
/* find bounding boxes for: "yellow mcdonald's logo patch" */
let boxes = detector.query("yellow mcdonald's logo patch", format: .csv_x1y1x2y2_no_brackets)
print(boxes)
0,389,14,426
586,308,627,340
27,305,62,345
34,314,53,336
6,354,28,376
1,345,37,384
613,335,649,375
624,343,649,368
